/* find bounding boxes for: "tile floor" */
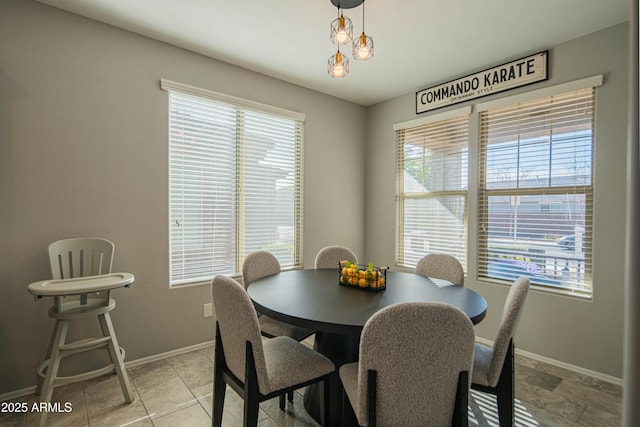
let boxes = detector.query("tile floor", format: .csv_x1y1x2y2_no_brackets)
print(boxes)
0,337,622,427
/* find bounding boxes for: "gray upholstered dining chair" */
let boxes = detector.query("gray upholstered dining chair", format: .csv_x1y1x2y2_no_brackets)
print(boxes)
314,245,358,269
211,275,334,427
242,251,315,341
415,253,465,286
242,250,315,408
339,302,475,427
471,276,530,427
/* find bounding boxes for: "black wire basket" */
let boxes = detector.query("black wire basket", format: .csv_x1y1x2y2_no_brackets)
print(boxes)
338,261,388,292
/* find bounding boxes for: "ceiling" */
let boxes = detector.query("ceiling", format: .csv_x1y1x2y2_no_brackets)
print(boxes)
36,0,629,106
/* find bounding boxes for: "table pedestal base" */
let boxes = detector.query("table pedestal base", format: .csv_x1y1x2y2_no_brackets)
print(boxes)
303,331,359,426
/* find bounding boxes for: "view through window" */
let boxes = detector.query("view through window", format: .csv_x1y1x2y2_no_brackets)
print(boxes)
478,87,594,296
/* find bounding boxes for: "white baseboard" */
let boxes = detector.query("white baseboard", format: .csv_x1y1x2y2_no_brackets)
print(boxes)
0,340,215,402
475,337,623,386
0,386,37,402
2,338,621,402
123,340,215,369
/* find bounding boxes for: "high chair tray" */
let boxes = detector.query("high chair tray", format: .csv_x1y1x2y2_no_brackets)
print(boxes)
28,272,134,296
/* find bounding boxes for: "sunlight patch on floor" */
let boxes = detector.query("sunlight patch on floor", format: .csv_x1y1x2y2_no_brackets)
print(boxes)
469,389,540,427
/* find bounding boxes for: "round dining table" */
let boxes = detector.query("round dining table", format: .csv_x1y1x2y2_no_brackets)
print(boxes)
247,268,488,426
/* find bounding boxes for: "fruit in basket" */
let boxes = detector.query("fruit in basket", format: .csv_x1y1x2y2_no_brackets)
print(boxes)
339,260,387,290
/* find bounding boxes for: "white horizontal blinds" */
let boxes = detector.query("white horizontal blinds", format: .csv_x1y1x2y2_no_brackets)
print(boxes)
168,89,303,285
396,114,469,269
239,110,303,269
478,87,594,296
169,92,238,284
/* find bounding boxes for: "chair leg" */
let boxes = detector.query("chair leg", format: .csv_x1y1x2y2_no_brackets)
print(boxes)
452,371,469,427
244,393,260,427
213,324,227,427
36,319,68,427
212,369,226,427
279,390,293,410
496,341,515,427
367,370,377,427
341,376,360,427
36,319,60,395
98,312,133,403
320,374,330,427
244,341,260,427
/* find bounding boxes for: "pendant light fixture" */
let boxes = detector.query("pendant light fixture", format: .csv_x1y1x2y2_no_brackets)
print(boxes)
327,0,373,78
328,48,350,78
330,7,353,45
352,0,373,61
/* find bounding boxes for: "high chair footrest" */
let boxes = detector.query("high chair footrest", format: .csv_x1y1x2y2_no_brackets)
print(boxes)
59,336,112,354
37,346,126,381
50,364,118,387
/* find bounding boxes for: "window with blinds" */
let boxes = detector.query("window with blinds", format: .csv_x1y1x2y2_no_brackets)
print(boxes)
396,113,469,270
165,82,304,286
478,87,594,296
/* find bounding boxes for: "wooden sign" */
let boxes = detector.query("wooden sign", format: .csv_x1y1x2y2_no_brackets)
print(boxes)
416,51,548,114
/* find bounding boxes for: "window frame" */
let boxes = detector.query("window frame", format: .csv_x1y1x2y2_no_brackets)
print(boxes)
394,75,603,299
162,79,305,287
475,76,601,298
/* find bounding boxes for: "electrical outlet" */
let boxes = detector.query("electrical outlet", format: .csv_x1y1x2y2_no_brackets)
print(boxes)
203,303,213,318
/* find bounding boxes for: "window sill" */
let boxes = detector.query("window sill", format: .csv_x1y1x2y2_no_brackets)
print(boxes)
475,277,592,300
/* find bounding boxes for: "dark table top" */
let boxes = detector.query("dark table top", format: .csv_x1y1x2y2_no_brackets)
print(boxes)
247,269,487,335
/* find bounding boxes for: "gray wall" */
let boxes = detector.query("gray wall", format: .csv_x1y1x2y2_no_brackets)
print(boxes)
365,23,629,378
0,0,366,394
